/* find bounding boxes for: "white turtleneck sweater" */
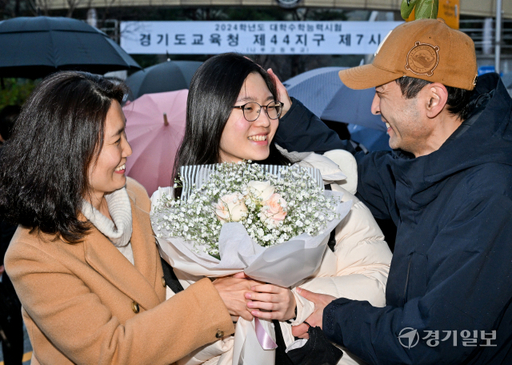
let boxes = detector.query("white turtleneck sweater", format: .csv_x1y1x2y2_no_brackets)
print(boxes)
81,187,134,264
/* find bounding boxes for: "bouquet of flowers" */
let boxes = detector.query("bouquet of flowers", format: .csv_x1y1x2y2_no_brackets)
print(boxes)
151,162,351,286
153,162,342,258
151,162,352,365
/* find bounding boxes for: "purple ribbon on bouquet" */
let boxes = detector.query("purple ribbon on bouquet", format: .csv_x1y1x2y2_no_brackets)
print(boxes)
255,318,278,350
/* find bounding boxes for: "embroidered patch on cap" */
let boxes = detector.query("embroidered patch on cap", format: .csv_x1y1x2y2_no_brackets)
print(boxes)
405,42,440,77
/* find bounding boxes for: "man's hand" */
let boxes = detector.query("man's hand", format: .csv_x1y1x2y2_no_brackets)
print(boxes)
267,68,293,117
291,287,336,339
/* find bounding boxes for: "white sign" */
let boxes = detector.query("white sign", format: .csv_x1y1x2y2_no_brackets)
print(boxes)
120,21,402,55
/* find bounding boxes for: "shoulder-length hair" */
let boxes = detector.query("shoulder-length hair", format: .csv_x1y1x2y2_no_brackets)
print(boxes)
0,71,127,243
174,53,290,178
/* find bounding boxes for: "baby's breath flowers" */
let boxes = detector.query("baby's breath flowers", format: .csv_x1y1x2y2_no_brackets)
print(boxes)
151,162,340,258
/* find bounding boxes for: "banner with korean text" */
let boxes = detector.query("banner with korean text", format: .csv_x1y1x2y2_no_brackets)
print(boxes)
120,21,402,55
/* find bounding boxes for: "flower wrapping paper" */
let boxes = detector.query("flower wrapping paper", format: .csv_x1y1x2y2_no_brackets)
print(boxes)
152,187,351,288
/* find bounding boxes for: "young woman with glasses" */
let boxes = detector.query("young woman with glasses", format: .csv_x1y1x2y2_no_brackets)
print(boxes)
156,53,393,365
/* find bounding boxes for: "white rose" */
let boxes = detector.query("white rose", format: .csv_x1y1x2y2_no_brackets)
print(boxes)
247,181,275,202
215,193,248,223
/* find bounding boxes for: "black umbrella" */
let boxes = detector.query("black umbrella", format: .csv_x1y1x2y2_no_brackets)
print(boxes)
0,16,141,79
125,60,202,100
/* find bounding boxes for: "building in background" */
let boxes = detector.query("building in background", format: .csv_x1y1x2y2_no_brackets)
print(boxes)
1,0,511,79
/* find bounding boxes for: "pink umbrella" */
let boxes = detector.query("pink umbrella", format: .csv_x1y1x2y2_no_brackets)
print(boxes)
122,89,188,195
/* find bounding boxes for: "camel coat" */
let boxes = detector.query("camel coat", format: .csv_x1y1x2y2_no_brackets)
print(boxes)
5,178,234,365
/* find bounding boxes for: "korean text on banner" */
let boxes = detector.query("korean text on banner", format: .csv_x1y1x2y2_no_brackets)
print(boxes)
120,21,402,55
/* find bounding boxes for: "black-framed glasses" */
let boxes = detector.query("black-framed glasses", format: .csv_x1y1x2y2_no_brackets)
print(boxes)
232,101,284,122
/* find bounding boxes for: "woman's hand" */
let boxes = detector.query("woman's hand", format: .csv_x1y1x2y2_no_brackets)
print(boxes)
267,68,293,117
212,272,258,322
245,283,296,321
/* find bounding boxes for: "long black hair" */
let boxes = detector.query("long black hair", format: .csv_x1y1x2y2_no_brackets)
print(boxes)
174,53,290,178
0,71,127,243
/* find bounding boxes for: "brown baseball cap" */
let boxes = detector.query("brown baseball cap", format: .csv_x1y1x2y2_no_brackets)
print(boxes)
338,18,478,90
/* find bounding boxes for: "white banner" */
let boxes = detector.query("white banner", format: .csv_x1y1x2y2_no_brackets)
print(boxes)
120,21,402,55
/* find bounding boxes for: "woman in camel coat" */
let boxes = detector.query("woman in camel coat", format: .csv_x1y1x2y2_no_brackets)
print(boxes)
0,71,260,365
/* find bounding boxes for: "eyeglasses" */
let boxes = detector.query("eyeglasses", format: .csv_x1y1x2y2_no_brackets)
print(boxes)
232,101,284,122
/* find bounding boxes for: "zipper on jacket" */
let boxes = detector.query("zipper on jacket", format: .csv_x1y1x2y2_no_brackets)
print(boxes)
402,255,412,306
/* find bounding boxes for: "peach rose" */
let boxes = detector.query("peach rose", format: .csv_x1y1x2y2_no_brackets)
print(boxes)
259,193,287,228
215,193,248,223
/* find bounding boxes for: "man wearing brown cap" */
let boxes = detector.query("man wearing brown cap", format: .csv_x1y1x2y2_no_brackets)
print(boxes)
274,18,512,364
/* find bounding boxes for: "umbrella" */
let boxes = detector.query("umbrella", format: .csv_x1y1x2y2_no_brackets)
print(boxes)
125,60,202,100
123,89,187,195
284,67,385,131
501,72,512,91
0,16,141,79
284,67,389,151
348,124,391,152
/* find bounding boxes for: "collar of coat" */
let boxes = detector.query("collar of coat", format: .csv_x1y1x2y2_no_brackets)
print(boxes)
83,180,165,310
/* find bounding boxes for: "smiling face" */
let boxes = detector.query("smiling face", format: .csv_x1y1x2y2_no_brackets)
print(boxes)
86,100,132,209
372,80,432,156
218,72,279,163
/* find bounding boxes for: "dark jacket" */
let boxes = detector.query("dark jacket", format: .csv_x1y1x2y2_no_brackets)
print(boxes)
276,73,512,364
